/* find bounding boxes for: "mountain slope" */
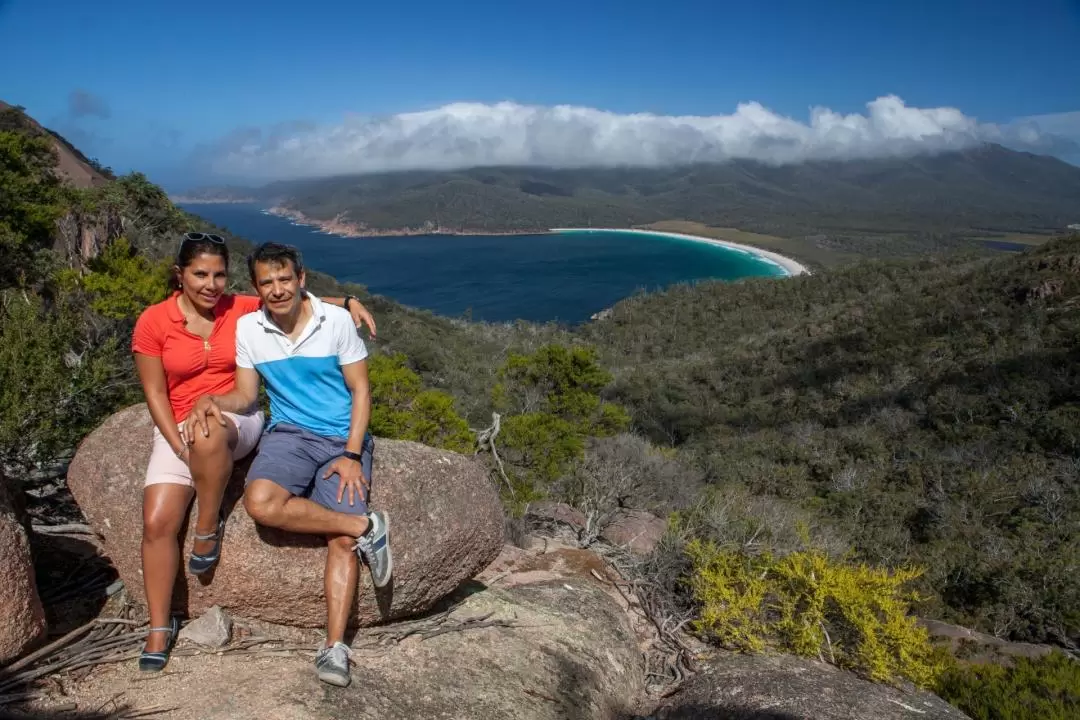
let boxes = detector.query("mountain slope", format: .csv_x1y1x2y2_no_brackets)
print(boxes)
208,145,1080,245
0,100,111,189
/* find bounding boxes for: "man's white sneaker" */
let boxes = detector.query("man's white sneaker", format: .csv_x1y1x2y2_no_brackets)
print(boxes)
354,510,393,588
315,641,352,687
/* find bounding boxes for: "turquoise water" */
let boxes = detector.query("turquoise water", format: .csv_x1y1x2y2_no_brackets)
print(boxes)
179,203,786,324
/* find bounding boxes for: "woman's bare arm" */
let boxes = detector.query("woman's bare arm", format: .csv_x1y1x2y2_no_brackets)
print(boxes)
134,353,185,458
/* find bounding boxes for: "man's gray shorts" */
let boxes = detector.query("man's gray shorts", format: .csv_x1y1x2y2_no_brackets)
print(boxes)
246,422,374,516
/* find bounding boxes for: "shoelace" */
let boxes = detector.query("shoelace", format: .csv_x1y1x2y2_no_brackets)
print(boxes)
353,535,372,559
318,642,354,662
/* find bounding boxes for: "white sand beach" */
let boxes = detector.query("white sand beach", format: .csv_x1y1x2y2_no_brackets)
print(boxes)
551,228,811,277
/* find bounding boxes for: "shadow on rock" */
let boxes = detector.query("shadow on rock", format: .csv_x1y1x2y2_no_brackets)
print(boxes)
0,703,144,720
31,533,115,632
619,706,803,720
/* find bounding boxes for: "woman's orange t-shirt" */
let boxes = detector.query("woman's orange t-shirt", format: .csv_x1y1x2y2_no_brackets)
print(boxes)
132,293,263,421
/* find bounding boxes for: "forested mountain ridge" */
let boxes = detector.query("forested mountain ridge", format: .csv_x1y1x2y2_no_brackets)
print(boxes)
185,145,1080,253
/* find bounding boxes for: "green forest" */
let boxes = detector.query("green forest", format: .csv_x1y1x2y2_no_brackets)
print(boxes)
3,102,1079,718
212,149,1080,257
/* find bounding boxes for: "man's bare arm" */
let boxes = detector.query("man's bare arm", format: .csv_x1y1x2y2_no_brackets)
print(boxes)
341,360,371,454
182,367,261,442
210,366,261,413
322,360,372,506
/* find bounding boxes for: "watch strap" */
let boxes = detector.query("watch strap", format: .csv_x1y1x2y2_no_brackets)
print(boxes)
342,450,364,463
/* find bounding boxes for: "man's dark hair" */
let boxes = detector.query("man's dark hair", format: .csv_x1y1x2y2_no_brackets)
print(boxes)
247,242,304,282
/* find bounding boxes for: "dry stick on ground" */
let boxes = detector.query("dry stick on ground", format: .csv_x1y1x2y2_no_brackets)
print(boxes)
30,522,99,536
473,412,515,499
0,607,145,694
587,544,697,696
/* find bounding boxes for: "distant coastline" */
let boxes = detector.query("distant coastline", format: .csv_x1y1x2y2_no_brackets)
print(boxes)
265,206,537,237
183,201,810,276
171,196,257,204
552,227,812,277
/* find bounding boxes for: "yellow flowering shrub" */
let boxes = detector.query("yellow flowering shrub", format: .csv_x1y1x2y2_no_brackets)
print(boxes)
687,539,943,687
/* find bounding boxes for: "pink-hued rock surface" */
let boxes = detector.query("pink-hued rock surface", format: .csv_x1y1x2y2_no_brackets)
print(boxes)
67,403,504,628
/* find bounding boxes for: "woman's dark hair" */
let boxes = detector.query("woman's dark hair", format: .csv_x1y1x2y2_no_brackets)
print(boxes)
247,242,303,282
169,233,229,292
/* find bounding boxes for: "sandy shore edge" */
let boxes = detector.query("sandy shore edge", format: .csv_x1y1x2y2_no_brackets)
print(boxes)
551,227,811,277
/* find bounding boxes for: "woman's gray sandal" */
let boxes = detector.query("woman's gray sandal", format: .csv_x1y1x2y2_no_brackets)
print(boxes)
188,514,225,575
138,615,179,672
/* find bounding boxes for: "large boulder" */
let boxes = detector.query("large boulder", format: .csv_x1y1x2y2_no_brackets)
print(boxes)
30,542,645,719
0,475,46,664
650,653,969,720
67,404,504,627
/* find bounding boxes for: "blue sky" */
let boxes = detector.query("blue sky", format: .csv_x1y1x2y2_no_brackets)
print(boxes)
0,0,1077,188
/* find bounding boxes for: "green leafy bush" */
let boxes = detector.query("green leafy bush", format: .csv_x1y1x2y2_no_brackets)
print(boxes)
936,651,1080,720
68,237,169,319
0,128,63,288
491,344,629,503
494,344,628,435
368,353,474,453
0,291,136,471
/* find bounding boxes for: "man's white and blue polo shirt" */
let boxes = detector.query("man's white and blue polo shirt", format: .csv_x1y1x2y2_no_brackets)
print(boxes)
235,293,367,439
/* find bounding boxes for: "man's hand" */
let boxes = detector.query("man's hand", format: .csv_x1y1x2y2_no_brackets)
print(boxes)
325,456,369,507
347,299,377,338
181,395,227,446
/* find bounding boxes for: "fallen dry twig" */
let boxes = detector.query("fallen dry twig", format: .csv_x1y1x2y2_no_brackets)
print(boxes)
30,522,99,537
0,607,144,695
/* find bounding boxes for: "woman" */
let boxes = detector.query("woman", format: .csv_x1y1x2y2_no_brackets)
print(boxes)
131,231,375,671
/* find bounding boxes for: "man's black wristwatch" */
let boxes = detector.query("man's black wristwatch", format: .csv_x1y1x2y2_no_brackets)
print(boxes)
342,450,364,463
343,295,359,312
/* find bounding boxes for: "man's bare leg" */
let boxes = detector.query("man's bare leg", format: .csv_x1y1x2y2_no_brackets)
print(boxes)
325,534,359,646
243,479,369,537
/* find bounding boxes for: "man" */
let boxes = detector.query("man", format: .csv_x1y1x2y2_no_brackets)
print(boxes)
184,242,391,688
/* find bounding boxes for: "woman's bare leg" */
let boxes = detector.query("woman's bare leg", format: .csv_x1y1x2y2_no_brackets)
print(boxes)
187,416,239,556
142,483,193,652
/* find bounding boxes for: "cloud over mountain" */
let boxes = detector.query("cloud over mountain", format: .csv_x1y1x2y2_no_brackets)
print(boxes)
202,95,1069,180
68,89,110,119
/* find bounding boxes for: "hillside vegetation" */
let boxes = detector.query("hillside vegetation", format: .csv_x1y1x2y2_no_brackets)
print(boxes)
580,240,1080,646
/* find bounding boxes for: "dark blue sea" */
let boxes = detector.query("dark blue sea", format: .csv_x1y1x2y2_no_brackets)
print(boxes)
179,203,787,324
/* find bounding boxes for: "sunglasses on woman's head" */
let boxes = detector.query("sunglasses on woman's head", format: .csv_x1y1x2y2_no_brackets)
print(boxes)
181,232,226,246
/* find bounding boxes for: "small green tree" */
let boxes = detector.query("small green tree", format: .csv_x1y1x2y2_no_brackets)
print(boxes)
73,237,169,319
492,344,629,503
368,353,474,453
494,344,629,434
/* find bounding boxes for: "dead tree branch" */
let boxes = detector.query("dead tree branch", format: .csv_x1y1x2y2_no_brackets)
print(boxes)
473,412,515,499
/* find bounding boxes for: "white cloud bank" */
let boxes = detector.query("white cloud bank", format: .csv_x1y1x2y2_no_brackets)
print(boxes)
204,95,1077,180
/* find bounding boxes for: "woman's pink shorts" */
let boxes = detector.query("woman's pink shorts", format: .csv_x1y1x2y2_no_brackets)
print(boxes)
144,411,265,487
